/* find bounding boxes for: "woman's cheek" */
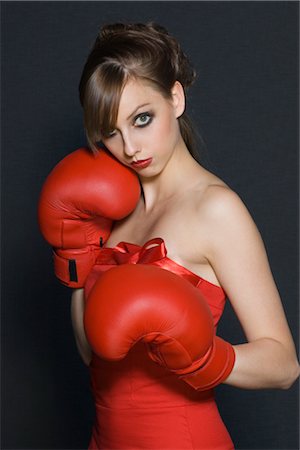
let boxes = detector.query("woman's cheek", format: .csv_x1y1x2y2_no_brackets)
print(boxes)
102,139,123,161
157,118,179,149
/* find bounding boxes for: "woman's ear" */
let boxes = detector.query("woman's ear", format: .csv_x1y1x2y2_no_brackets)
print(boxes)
171,81,186,118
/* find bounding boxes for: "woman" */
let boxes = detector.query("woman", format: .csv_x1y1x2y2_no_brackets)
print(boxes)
71,22,299,449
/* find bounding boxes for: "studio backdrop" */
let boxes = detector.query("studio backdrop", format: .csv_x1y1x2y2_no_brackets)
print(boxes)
2,1,299,449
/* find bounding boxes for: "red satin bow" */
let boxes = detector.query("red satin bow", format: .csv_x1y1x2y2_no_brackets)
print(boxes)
113,238,167,265
93,237,201,288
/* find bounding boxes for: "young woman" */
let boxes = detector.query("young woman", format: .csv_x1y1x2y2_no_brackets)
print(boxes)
70,22,299,449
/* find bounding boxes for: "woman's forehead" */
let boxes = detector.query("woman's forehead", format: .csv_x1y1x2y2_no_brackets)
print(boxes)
117,79,164,116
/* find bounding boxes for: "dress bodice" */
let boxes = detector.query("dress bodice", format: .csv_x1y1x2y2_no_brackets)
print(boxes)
85,237,226,328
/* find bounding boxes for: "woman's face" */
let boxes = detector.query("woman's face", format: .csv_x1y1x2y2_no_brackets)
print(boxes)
101,78,185,176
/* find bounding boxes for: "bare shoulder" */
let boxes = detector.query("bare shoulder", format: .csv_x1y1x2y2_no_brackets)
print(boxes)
189,174,263,262
195,181,256,231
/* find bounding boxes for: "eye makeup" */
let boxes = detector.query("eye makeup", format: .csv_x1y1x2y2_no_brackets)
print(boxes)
133,111,154,128
103,110,154,139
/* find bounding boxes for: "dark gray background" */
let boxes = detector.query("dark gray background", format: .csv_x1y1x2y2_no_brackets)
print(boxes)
1,1,299,449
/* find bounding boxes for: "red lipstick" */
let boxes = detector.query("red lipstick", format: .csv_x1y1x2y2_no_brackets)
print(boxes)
131,158,152,169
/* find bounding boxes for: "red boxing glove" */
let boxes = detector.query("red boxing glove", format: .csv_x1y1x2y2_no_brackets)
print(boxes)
38,147,140,288
84,264,235,391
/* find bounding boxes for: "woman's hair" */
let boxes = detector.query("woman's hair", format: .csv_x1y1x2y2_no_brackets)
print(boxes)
79,22,199,158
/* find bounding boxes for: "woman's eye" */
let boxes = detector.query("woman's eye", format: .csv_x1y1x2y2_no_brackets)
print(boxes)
134,113,152,127
105,130,117,139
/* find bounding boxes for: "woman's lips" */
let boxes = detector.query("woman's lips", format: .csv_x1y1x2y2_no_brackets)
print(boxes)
131,158,152,169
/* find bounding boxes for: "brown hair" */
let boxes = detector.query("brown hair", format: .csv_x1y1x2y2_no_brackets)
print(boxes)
79,22,198,158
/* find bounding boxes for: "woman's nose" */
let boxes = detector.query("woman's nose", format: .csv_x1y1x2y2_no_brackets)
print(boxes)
122,134,140,157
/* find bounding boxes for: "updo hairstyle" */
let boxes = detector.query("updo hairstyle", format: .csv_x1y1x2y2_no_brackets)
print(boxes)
79,22,198,157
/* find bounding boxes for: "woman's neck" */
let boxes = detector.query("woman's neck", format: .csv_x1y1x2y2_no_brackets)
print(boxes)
138,143,202,212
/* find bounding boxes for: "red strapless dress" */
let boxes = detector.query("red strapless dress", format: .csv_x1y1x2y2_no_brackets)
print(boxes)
84,238,234,450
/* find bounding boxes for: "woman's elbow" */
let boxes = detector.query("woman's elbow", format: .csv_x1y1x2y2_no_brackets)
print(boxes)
280,360,300,390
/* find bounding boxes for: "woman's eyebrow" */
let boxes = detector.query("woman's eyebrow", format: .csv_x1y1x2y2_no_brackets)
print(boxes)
126,103,151,121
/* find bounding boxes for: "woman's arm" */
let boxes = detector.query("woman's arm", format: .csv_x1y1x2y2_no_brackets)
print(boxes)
71,288,92,366
202,186,300,390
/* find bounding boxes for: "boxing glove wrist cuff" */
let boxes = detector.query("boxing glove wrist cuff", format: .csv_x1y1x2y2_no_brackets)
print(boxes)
178,337,235,391
53,246,101,288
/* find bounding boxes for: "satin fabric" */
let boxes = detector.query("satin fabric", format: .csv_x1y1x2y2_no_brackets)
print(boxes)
85,238,234,450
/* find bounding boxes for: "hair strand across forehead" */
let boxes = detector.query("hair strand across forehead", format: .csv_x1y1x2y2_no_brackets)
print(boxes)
83,64,127,149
